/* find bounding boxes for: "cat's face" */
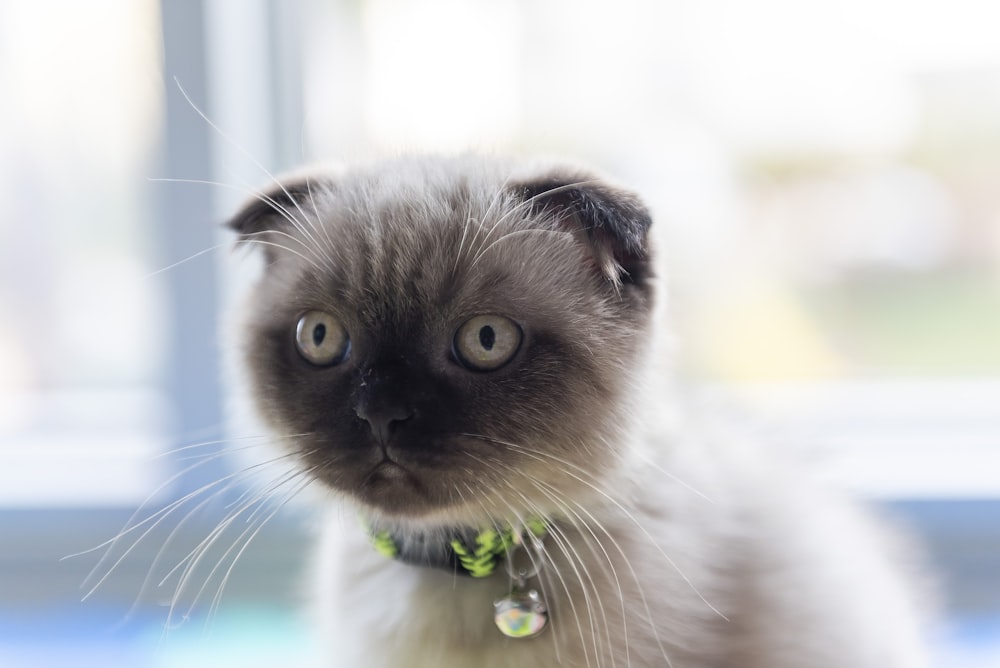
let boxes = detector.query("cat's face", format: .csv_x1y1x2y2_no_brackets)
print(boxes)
230,156,654,524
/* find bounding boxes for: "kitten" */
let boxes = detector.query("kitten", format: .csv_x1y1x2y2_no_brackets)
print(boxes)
227,154,927,667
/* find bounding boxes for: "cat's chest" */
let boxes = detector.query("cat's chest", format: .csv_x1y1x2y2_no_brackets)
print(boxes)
318,529,567,667
317,517,647,667
312,511,711,668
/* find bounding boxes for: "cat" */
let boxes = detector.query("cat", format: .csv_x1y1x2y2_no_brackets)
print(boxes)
225,154,928,667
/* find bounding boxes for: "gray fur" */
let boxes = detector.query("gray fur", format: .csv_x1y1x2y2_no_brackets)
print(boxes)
229,154,928,667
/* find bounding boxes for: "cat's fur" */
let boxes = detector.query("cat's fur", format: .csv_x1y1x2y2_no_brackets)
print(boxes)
228,154,927,667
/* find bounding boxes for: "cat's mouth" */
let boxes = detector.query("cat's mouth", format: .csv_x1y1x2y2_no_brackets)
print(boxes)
368,456,410,481
353,453,436,512
303,433,481,517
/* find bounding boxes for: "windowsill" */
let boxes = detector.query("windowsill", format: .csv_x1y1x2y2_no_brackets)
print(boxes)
697,378,1000,500
0,387,169,507
2,380,998,506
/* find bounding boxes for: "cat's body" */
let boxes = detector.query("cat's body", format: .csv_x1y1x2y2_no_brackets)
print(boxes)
313,429,924,668
227,155,926,667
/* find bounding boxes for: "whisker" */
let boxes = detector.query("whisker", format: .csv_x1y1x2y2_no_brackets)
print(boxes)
543,514,610,666
248,187,342,278
454,173,514,275
206,473,319,622
142,243,229,279
458,453,589,668
127,471,253,626
524,479,628,668
72,447,241,585
161,453,316,592
303,175,339,268
76,446,306,603
78,441,301,560
191,464,321,626
467,228,569,273
171,80,343,279
480,177,599,248
532,477,674,668
461,430,724,656
238,236,325,273
452,214,478,278
148,176,330,274
160,432,308,462
630,447,715,503
473,450,618,666
172,78,317,239
160,458,316,630
503,441,729,623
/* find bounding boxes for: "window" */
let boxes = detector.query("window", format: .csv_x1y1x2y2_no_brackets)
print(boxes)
2,1,997,666
0,0,166,507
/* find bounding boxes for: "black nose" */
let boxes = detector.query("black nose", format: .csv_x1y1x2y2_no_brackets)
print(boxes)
355,398,414,445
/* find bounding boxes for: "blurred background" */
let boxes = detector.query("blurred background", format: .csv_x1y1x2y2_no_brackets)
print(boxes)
1,0,998,666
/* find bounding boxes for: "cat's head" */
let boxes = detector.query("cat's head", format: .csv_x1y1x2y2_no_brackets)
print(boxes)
228,155,655,525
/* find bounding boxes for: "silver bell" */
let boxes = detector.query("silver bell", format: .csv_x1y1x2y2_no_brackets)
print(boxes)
494,588,548,638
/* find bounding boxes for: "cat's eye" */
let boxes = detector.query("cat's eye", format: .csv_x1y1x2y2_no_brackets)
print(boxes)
295,311,350,366
453,315,522,371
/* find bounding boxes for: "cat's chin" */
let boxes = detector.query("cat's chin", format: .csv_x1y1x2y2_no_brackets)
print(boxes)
347,461,455,518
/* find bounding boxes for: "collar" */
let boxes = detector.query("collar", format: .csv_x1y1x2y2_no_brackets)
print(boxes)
367,518,547,578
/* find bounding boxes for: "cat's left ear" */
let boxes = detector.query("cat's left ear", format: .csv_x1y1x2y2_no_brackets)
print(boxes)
512,172,653,288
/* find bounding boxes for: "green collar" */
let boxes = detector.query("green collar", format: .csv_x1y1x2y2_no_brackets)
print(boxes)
368,518,547,578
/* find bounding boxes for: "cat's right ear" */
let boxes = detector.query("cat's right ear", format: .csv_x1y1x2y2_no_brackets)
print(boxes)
225,178,329,263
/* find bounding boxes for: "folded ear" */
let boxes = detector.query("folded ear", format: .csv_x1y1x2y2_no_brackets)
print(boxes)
511,171,653,288
226,177,330,263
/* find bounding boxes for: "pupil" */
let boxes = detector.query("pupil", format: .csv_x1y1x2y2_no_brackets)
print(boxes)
312,323,327,347
479,325,496,350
